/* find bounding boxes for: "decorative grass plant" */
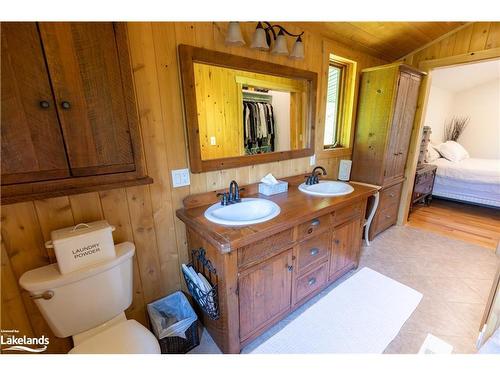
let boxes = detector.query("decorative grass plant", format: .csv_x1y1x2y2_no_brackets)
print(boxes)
444,116,470,142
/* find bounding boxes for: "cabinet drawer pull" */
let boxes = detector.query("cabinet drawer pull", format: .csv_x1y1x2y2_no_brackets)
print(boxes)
61,101,71,109
389,193,395,197
309,248,319,256
308,277,317,286
39,100,50,109
334,239,340,245
385,214,392,219
287,265,293,272
311,218,320,226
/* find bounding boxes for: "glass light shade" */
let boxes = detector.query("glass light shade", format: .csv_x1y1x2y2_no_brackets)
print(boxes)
271,33,289,56
251,27,269,50
290,37,305,59
225,22,245,46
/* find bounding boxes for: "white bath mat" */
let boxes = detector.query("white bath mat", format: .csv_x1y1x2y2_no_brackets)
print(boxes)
249,267,423,353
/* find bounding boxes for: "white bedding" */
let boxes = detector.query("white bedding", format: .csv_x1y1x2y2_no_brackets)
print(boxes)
433,157,500,185
430,157,500,207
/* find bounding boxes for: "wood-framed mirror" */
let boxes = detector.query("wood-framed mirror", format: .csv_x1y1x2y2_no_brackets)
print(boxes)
179,45,317,173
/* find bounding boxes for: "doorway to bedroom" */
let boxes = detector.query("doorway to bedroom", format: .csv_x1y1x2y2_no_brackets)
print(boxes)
407,58,500,251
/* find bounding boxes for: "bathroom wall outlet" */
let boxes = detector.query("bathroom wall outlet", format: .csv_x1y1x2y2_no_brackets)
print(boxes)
210,136,216,145
171,168,190,188
309,154,316,166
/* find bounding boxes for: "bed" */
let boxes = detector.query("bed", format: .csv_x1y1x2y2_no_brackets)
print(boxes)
430,157,500,208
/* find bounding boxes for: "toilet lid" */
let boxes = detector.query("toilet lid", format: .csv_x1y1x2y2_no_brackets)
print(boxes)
69,320,160,354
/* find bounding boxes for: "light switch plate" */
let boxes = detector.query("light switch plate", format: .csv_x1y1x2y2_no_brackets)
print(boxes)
210,136,216,146
309,154,316,166
171,168,190,188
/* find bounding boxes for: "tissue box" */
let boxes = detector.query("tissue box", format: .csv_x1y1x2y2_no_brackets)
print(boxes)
258,180,288,196
45,220,116,274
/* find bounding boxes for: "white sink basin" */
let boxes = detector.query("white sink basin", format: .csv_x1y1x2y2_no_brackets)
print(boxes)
298,180,354,197
204,198,280,226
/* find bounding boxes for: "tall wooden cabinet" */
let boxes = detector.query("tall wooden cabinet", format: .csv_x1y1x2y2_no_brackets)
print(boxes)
1,22,152,204
351,63,424,240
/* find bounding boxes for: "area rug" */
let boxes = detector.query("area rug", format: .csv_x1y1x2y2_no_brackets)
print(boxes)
249,267,423,353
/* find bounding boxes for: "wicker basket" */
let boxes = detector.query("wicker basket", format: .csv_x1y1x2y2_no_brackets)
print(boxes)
156,320,200,354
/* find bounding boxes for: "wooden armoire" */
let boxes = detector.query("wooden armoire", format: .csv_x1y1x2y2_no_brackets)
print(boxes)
351,63,424,240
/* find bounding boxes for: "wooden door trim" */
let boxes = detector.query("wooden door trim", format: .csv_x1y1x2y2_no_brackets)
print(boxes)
178,44,317,173
397,49,500,225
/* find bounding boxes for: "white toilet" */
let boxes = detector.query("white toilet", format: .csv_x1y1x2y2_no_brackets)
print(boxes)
19,242,160,354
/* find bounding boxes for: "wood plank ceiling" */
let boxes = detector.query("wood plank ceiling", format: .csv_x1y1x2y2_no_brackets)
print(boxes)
297,22,468,61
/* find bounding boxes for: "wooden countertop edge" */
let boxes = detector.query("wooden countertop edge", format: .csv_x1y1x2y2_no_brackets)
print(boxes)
176,181,377,254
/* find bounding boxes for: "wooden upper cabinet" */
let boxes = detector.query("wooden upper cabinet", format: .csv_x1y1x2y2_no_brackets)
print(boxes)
351,63,424,186
1,22,152,204
1,23,70,184
38,23,136,176
384,71,421,182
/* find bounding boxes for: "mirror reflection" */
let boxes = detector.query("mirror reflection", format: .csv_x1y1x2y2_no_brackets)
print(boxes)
193,62,310,161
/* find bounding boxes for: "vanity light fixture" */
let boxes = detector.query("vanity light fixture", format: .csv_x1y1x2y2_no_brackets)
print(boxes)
250,22,305,59
225,22,246,46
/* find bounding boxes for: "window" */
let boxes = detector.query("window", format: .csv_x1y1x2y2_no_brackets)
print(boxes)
322,54,356,151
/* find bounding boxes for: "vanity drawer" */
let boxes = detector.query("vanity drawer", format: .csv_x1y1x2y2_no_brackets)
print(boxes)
296,231,331,274
297,214,331,239
380,183,403,207
374,203,399,234
294,262,328,304
332,202,362,226
238,228,294,269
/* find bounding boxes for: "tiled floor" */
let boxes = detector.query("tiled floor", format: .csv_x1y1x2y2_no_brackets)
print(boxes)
189,225,499,354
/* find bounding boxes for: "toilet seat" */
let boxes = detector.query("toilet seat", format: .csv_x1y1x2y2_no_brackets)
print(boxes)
69,320,160,354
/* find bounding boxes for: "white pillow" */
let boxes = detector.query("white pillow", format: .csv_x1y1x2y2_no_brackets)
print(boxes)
438,141,469,162
425,144,441,163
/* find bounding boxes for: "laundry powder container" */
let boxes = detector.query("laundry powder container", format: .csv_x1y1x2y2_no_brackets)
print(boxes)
147,291,199,354
45,220,116,274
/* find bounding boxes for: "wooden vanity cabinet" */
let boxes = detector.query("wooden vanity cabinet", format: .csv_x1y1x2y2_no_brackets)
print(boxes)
329,217,363,280
1,22,152,204
177,178,375,353
238,249,293,342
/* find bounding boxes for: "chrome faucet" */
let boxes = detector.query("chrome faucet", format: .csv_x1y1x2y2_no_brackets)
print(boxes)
305,166,327,185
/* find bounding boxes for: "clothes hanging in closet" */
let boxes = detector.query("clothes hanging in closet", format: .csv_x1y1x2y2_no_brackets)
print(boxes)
243,101,275,155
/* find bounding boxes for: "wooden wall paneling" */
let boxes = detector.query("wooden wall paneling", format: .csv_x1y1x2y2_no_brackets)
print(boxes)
1,202,72,353
437,33,457,58
486,23,500,49
33,197,75,262
452,24,474,55
68,192,104,224
468,22,491,52
127,23,181,294
1,240,34,339
151,23,191,270
99,188,148,326
126,185,165,303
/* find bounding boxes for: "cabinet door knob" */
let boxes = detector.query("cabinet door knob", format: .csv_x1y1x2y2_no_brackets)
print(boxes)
287,265,293,272
61,101,71,109
308,277,317,286
389,193,395,197
39,100,50,109
310,248,319,256
334,239,340,245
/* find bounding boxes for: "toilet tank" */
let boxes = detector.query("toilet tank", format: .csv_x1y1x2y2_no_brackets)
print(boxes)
19,242,135,338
